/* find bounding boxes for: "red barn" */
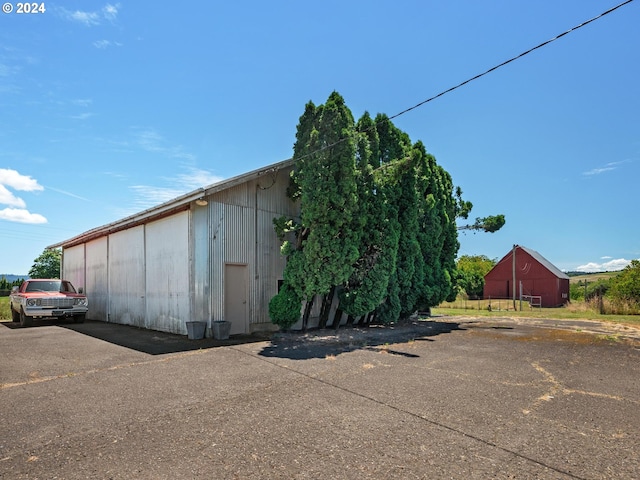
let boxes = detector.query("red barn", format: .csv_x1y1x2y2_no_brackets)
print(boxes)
483,245,570,307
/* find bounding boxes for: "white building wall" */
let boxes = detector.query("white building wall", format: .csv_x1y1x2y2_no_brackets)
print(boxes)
109,226,146,327
85,237,108,321
144,212,191,334
57,162,299,336
62,244,85,291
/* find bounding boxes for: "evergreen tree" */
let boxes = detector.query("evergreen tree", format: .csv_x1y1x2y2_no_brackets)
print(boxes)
28,249,61,279
296,91,359,299
339,112,399,317
270,93,503,328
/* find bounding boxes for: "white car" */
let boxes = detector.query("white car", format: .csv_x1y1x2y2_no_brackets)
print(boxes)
10,279,88,327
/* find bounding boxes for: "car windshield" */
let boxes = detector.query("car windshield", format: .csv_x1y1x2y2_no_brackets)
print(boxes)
25,281,76,293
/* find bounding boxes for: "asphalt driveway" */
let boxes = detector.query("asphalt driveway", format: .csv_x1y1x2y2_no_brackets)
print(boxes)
1,316,638,479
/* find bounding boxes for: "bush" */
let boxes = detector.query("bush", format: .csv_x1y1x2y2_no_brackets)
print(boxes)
268,284,302,329
609,260,640,306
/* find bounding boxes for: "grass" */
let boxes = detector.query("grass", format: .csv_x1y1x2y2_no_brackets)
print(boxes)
0,297,11,321
3,292,638,329
569,271,619,284
434,296,640,327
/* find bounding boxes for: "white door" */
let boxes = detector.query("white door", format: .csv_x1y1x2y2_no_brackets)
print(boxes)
224,264,247,335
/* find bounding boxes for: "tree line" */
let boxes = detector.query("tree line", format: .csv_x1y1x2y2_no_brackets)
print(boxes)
269,92,503,329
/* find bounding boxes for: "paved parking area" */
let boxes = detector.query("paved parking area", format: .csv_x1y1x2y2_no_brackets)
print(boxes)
1,317,638,479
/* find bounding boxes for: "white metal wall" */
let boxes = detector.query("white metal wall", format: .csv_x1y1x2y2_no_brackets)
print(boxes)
206,168,298,331
58,164,298,336
85,237,108,320
108,226,146,327
145,212,191,334
62,244,85,292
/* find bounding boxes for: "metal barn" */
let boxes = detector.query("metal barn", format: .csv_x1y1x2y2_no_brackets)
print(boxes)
49,159,298,336
483,245,570,308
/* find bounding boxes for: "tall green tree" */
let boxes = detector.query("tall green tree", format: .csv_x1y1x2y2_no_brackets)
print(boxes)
456,255,496,297
296,91,359,299
339,112,399,317
29,249,61,279
609,260,640,306
269,92,360,328
270,92,505,328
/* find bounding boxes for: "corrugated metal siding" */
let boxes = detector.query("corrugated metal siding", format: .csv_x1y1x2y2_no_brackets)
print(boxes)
206,170,299,331
62,244,85,290
85,237,108,320
145,212,191,334
209,201,225,324
212,182,252,208
109,226,146,327
192,204,210,327
57,163,299,335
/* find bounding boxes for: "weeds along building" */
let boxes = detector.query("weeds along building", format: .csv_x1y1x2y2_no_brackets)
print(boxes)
48,159,298,337
483,245,570,308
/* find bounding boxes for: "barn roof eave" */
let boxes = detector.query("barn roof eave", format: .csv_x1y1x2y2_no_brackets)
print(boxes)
47,157,296,249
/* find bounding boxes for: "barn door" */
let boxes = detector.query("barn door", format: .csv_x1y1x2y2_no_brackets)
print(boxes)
224,264,248,335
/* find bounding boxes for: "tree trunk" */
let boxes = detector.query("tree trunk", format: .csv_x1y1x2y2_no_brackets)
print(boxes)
302,296,314,331
334,308,344,329
319,288,335,329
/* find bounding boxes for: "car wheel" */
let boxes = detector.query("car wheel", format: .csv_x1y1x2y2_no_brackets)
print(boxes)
11,306,20,322
74,315,85,324
19,309,33,327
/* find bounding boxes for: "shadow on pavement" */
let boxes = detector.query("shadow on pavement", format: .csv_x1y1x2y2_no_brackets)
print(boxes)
55,320,272,355
259,320,466,360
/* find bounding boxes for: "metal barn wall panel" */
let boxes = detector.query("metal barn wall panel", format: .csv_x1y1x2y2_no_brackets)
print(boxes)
108,226,146,327
192,204,211,327
209,201,225,324
144,212,191,335
254,208,287,325
62,244,85,291
85,237,108,321
212,182,252,208
255,168,298,216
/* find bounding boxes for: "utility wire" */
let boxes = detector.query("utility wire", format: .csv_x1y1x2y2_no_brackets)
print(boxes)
292,0,634,162
388,0,634,122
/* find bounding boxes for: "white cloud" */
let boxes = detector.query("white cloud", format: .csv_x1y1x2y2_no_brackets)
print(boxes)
0,208,47,224
582,160,630,176
0,168,43,192
68,10,101,26
0,184,26,208
93,40,123,49
0,169,47,224
0,63,20,77
576,258,631,273
134,128,196,161
130,167,224,210
102,3,120,21
70,112,95,120
59,3,120,26
72,98,93,107
174,167,224,190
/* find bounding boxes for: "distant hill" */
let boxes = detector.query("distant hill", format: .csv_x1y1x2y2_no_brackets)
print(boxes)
0,274,29,283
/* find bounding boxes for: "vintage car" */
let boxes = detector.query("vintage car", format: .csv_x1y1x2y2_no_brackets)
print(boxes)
9,279,88,327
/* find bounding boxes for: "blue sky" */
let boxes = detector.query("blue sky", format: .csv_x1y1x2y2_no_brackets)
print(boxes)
1,0,638,275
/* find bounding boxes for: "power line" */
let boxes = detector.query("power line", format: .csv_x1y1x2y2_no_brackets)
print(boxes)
388,0,635,122
292,0,634,162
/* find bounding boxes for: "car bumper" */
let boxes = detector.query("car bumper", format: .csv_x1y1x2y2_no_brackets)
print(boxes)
23,307,88,318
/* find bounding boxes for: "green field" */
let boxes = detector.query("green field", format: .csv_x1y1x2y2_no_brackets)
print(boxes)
0,297,11,321
434,298,640,327
568,271,619,284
